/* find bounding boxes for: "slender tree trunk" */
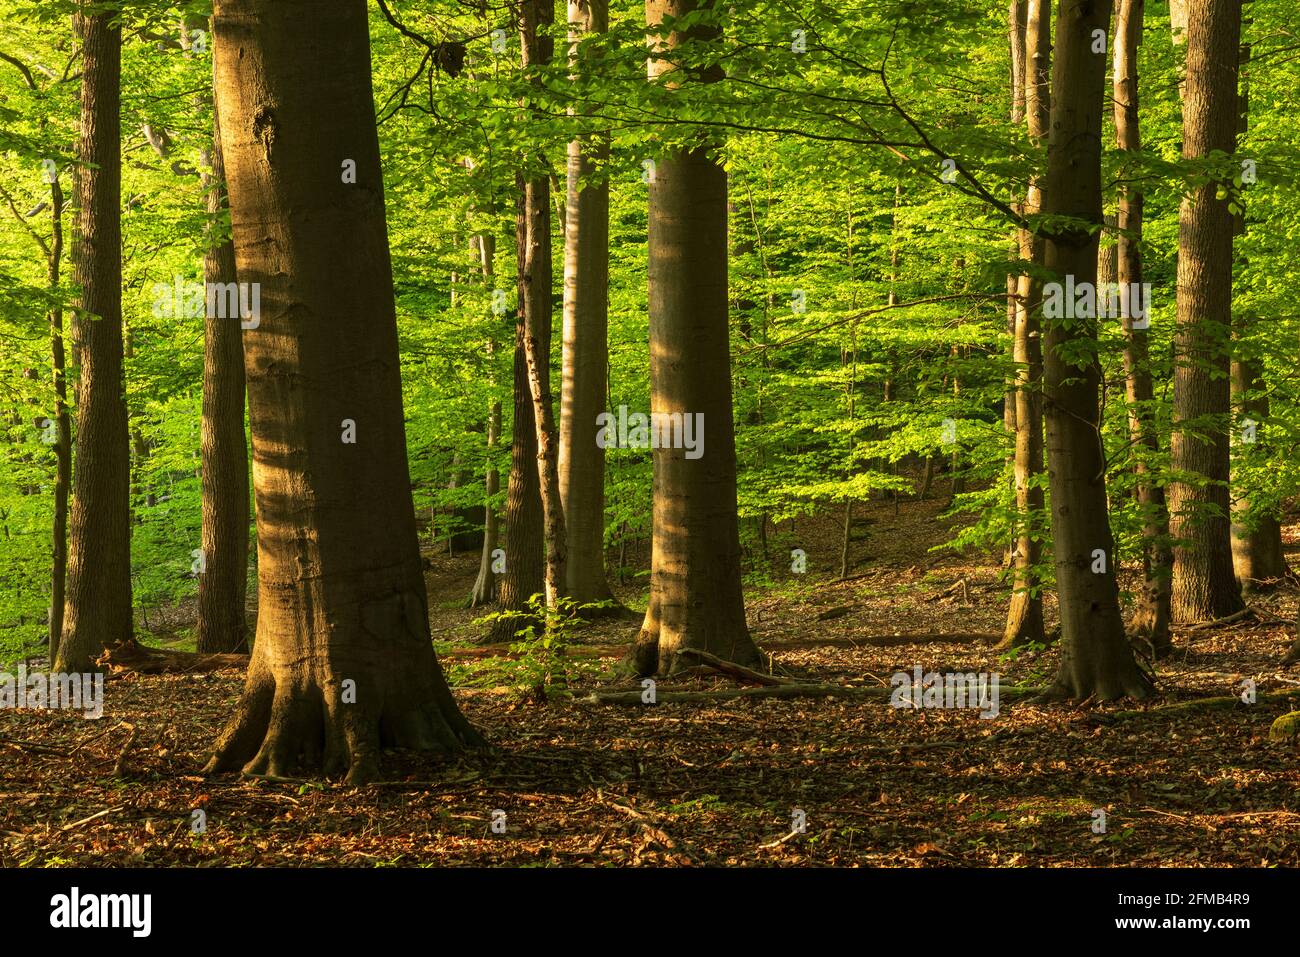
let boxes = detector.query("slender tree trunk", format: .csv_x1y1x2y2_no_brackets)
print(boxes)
205,0,482,782
631,0,762,677
1230,350,1286,589
1003,0,1046,649
196,103,250,655
559,0,621,612
486,2,553,640
47,174,71,663
1168,0,1245,623
1002,0,1026,570
57,5,132,674
1038,0,1151,701
1114,0,1173,654
486,185,547,641
516,0,566,611
1227,39,1286,591
470,233,502,608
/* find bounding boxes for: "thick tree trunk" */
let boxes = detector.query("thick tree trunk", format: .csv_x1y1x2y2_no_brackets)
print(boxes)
1168,0,1245,623
57,6,132,674
631,0,762,677
205,0,482,782
47,175,71,663
1038,0,1151,701
196,106,250,655
1114,0,1172,654
559,0,621,612
1003,0,1047,649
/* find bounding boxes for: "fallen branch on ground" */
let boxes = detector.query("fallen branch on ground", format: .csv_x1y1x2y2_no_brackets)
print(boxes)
96,637,249,674
579,683,1042,707
1182,608,1254,633
673,647,791,686
1107,687,1300,721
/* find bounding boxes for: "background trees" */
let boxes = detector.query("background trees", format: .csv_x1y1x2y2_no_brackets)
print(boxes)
0,0,1296,708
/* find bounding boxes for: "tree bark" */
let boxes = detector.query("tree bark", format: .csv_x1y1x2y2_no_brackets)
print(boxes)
46,173,71,663
1229,347,1286,590
57,5,132,674
487,261,546,640
470,232,502,608
485,4,552,640
1227,39,1286,592
631,0,762,677
1003,0,1047,649
1168,0,1245,623
205,0,482,782
1037,0,1152,701
1114,0,1173,654
196,101,250,655
517,0,566,612
559,0,621,612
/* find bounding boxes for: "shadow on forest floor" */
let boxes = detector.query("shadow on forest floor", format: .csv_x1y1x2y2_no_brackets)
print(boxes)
2,494,1298,866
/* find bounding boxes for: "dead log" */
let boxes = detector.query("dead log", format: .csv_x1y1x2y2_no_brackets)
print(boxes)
673,647,790,686
96,637,249,675
580,683,1041,707
1108,687,1300,721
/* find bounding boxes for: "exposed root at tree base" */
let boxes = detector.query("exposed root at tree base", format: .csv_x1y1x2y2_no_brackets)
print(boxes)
203,670,486,786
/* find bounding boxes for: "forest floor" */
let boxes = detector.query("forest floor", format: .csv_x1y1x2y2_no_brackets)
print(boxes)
3,493,1299,867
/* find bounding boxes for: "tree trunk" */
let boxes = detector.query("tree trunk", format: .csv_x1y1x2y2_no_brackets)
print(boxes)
485,187,547,641
1003,0,1047,649
47,173,71,663
196,102,250,655
559,0,621,612
1002,0,1026,567
1038,0,1151,702
1230,349,1286,590
1114,0,1172,655
469,233,501,608
631,0,762,677
517,0,566,612
1168,0,1245,623
57,5,132,674
1227,39,1286,592
205,0,482,782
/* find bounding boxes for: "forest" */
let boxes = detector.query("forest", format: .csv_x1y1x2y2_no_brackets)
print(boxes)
0,0,1298,894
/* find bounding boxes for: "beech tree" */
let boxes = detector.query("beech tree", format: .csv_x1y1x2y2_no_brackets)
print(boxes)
1228,39,1288,591
1037,0,1151,701
196,105,250,655
517,0,567,611
204,0,481,782
1168,0,1246,623
1002,0,1047,648
630,0,763,677
57,3,131,675
558,0,621,612
1114,0,1173,654
485,0,551,640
